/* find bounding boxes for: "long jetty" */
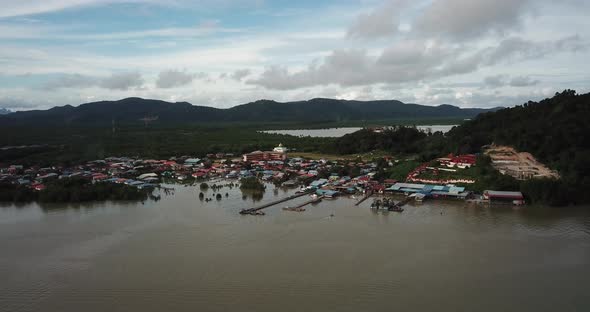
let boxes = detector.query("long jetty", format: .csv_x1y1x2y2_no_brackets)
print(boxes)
395,196,413,208
387,196,413,211
240,191,312,215
355,190,374,206
293,196,323,209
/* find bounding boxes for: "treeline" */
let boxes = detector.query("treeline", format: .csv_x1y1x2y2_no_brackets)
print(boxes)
0,183,36,202
448,90,590,205
326,90,590,205
326,127,427,155
323,126,448,161
0,178,148,203
0,125,332,167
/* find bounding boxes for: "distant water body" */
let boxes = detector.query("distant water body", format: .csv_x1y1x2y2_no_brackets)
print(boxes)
261,125,457,137
1,183,589,312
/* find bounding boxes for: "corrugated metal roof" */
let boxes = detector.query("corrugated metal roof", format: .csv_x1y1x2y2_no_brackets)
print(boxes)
392,183,426,189
484,190,524,198
423,185,435,193
449,186,465,194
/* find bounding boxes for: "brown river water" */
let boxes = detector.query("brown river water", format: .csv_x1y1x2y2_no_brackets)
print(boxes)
1,183,590,312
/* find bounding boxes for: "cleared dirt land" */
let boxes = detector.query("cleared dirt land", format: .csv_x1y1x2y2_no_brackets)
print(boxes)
484,145,559,180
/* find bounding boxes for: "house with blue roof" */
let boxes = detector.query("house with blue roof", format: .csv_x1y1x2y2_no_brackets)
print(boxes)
316,189,339,198
387,183,470,199
309,179,329,189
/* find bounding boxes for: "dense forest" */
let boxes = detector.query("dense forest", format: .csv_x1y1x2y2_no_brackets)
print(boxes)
0,125,332,167
0,177,149,203
327,90,589,205
324,126,448,161
448,90,590,205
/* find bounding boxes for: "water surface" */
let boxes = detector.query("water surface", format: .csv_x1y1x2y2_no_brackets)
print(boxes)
261,125,456,137
1,184,589,312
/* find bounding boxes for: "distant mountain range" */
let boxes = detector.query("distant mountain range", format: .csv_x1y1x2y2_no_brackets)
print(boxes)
0,97,501,126
0,108,11,115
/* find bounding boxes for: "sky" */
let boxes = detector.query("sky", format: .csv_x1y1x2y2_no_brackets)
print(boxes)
0,0,589,111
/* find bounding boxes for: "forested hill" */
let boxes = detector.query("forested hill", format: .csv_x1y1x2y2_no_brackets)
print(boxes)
0,108,11,115
448,90,589,171
448,90,590,204
325,90,589,205
0,97,497,126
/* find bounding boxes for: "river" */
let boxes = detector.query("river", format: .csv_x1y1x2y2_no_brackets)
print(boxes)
1,183,589,312
261,125,457,137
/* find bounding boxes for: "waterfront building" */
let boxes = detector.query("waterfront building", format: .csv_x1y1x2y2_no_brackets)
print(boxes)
273,143,288,153
242,150,287,162
387,183,470,199
439,154,477,169
483,190,525,205
184,158,201,166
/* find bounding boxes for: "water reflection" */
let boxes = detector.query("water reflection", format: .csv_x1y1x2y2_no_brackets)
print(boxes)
260,125,457,137
240,189,265,202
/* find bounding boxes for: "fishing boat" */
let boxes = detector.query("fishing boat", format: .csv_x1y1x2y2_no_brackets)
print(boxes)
370,198,382,209
283,207,306,212
388,206,404,212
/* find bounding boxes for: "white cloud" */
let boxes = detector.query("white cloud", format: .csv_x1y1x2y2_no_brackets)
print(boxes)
230,68,251,81
0,0,264,18
0,0,103,18
42,73,98,90
509,75,540,87
483,75,508,88
156,69,196,88
414,0,531,39
0,96,40,110
346,1,406,39
248,35,584,90
100,72,144,90
40,71,146,90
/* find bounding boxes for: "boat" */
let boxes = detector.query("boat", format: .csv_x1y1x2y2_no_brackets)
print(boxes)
414,193,426,202
388,206,404,212
295,186,308,194
283,207,306,212
370,198,382,209
239,209,266,216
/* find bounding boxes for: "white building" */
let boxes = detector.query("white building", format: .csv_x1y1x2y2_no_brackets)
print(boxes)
273,143,288,153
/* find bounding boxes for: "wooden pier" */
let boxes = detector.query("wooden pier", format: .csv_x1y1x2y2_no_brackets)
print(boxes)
369,195,412,212
398,196,414,207
355,190,374,206
240,191,312,215
283,196,324,212
389,196,413,211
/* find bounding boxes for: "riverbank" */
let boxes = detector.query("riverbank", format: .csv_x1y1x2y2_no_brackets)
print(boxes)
0,149,550,208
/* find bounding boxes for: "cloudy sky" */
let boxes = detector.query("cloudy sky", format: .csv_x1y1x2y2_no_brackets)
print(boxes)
0,0,589,111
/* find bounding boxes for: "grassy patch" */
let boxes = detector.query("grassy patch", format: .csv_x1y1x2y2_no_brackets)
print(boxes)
386,160,422,181
416,165,479,180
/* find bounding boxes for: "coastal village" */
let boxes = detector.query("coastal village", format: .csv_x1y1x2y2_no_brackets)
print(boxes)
0,141,535,213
